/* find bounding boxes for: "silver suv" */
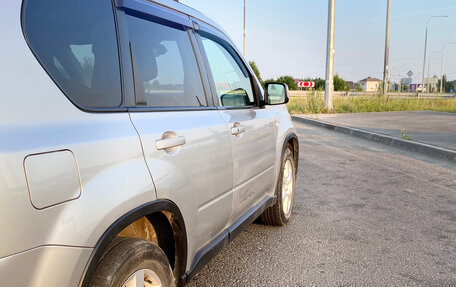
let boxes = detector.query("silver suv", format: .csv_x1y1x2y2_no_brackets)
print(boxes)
0,0,299,286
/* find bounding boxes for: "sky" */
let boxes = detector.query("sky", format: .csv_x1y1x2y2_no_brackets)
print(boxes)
180,0,456,83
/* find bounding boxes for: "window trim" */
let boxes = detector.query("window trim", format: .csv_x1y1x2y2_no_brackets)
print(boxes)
119,6,212,111
127,106,218,113
187,28,215,107
115,8,136,108
20,0,127,113
114,0,192,28
193,26,261,110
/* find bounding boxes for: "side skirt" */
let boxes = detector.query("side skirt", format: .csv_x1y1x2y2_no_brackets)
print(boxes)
182,196,274,284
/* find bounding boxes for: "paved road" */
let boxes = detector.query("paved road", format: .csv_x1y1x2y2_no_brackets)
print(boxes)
304,111,456,151
188,121,456,286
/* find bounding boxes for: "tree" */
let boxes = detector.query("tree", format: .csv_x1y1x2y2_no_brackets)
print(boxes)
355,83,362,92
314,78,325,91
401,83,408,92
437,75,456,93
333,74,350,91
437,76,444,93
263,78,275,85
446,80,456,93
276,75,298,90
249,60,263,85
391,82,399,92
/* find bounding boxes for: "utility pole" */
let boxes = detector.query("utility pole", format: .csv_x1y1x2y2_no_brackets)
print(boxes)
382,0,391,95
427,54,431,92
427,51,439,93
421,16,448,95
243,0,246,57
324,0,335,111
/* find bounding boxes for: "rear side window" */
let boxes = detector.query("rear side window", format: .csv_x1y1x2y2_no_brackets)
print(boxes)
126,14,206,107
22,0,122,108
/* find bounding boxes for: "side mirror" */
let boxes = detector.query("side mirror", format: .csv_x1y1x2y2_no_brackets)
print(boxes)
264,83,289,105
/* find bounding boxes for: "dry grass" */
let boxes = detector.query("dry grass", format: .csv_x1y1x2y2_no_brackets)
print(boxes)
286,94,456,114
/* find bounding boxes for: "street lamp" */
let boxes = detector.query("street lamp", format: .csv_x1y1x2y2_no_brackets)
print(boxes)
440,42,456,93
421,16,448,94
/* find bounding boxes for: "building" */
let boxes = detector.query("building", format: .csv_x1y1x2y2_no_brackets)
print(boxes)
345,81,356,90
423,76,439,92
357,77,382,92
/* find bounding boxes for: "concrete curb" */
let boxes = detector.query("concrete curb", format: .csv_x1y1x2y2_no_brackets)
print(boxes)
292,116,456,163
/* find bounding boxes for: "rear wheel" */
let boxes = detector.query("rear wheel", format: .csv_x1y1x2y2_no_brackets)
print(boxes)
261,146,295,226
89,237,175,287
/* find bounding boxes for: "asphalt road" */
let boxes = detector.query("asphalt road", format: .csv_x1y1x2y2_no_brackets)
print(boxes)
187,120,456,287
305,111,456,151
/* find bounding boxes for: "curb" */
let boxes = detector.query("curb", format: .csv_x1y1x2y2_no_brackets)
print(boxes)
291,116,456,163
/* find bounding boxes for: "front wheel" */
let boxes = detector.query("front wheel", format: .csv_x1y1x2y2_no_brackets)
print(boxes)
261,146,295,226
89,237,175,287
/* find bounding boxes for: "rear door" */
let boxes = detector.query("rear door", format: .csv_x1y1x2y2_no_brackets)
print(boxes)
194,26,277,222
116,3,234,262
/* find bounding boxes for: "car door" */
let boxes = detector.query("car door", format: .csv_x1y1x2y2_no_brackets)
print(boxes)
117,5,234,262
195,28,277,222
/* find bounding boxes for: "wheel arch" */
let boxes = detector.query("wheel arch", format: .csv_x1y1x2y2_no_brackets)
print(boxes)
283,132,299,176
79,199,188,287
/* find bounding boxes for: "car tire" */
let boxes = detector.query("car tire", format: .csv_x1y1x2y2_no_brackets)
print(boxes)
261,146,295,226
89,237,175,287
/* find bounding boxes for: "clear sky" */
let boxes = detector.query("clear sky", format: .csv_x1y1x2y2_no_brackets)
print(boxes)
180,0,456,83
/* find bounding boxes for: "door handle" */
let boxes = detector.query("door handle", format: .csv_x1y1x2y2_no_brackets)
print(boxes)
231,124,245,136
156,136,186,150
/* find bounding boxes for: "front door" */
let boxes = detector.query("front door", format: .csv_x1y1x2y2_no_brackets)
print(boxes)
196,31,277,221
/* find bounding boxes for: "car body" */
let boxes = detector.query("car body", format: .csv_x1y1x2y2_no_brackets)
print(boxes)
0,0,299,286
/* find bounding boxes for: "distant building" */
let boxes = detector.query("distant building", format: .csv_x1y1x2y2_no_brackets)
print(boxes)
345,81,356,90
423,76,439,92
357,77,382,92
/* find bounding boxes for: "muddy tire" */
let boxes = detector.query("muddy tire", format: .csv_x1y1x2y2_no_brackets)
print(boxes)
89,237,175,287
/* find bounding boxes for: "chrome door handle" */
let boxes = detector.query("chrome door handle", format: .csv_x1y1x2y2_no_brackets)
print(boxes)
231,125,245,135
156,136,186,150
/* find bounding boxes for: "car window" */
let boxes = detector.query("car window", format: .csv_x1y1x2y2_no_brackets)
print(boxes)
22,0,122,108
126,15,206,107
200,36,254,107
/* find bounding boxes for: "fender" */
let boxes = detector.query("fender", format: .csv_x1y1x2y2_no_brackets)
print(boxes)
79,199,187,287
282,132,299,176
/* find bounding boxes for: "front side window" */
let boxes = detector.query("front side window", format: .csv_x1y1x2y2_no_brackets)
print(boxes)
200,36,254,107
22,0,122,108
126,15,206,107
